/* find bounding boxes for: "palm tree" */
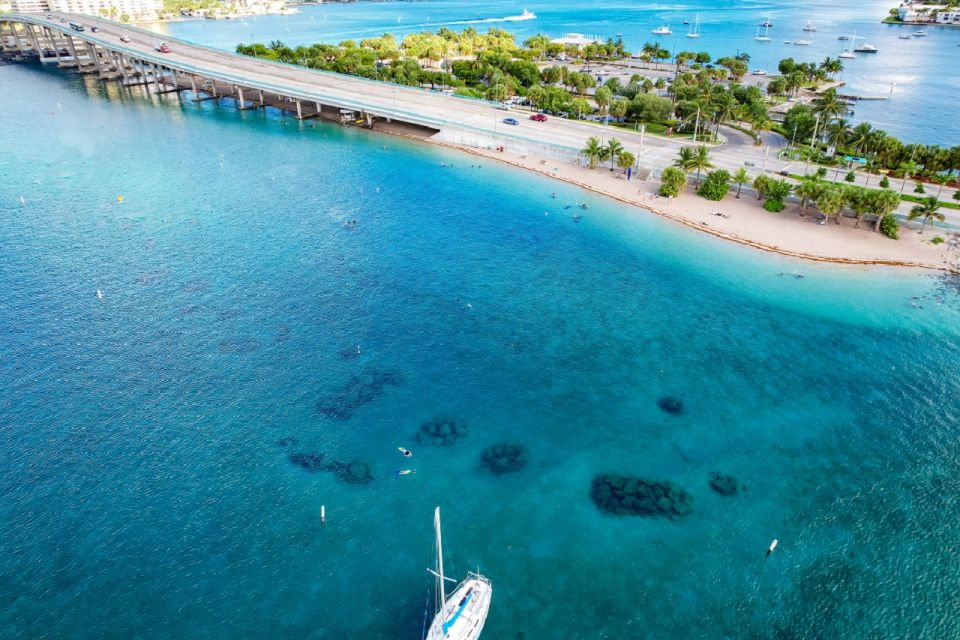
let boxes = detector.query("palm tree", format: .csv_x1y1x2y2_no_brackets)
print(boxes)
733,168,749,198
898,160,920,195
813,88,845,123
817,186,847,226
850,122,874,155
819,56,843,78
870,189,902,232
617,151,636,174
712,92,739,138
795,177,823,216
933,172,951,198
827,118,851,149
674,146,697,173
908,197,945,233
582,136,603,169
606,138,624,171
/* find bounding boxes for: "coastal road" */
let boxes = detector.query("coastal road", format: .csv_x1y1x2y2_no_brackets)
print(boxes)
7,13,794,173
7,13,956,228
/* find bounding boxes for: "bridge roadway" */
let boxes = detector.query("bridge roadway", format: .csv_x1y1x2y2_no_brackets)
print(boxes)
12,11,952,228
1,12,783,173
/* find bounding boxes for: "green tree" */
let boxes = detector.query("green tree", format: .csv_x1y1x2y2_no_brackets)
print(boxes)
844,186,873,228
795,177,824,216
753,174,770,200
606,138,624,170
845,171,856,183
594,86,613,114
879,214,899,239
659,166,687,197
817,186,847,225
762,179,793,212
733,168,749,198
609,99,628,121
908,197,945,233
617,151,636,174
914,182,926,194
697,170,731,201
933,173,951,198
582,136,603,169
879,176,890,189
870,189,902,232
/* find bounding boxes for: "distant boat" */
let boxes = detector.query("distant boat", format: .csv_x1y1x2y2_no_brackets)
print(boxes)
854,42,878,53
686,14,701,38
752,69,768,76
754,24,771,41
840,30,858,58
802,19,816,32
899,34,912,39
759,19,773,27
794,39,813,46
651,25,672,35
913,29,927,37
838,34,850,41
425,508,492,640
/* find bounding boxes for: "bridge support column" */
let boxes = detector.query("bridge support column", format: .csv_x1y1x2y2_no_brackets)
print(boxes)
27,24,42,56
86,41,102,74
258,89,264,106
116,52,130,82
189,73,198,94
365,112,373,127
315,101,321,114
295,99,302,119
49,29,63,64
236,86,245,106
65,35,80,66
151,62,161,93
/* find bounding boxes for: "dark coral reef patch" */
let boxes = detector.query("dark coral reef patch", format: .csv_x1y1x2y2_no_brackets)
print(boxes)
416,416,468,446
708,471,741,496
590,474,693,519
657,396,684,416
481,443,528,474
288,452,374,485
316,368,404,421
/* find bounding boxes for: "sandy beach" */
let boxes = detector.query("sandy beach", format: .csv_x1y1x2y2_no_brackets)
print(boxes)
421,134,960,274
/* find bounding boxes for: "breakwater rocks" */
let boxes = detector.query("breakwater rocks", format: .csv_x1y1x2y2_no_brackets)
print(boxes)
590,474,693,519
288,452,374,485
657,396,684,416
481,443,528,474
416,416,468,446
316,368,404,421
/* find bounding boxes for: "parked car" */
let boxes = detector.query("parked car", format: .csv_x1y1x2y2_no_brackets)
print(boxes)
529,114,548,122
502,118,519,126
120,35,131,42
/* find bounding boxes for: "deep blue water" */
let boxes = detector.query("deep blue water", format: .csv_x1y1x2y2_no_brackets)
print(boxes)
3,62,960,639
145,0,960,146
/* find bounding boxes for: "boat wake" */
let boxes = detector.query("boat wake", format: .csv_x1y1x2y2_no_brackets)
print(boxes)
406,10,536,30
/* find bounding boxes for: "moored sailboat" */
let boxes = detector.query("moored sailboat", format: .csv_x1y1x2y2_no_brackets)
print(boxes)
426,508,492,640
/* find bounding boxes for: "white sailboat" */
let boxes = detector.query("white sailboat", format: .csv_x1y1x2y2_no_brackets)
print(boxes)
686,14,701,38
754,24,771,42
426,508,492,640
839,30,857,58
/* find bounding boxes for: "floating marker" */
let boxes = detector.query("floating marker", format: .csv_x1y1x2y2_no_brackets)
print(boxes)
766,539,779,558
116,195,124,203
321,505,326,524
19,196,26,205
96,289,104,301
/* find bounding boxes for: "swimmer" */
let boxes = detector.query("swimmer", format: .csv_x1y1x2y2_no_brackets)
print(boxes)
398,447,413,458
394,469,416,477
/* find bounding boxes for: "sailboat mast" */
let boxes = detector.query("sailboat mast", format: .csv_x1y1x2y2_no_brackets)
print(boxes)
434,507,446,611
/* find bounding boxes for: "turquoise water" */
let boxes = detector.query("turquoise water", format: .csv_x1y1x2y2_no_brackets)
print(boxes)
146,0,960,145
3,62,960,639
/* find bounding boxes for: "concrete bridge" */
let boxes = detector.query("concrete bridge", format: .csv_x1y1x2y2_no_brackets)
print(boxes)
1,11,656,160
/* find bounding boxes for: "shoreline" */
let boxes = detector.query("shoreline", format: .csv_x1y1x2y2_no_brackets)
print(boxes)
373,123,958,274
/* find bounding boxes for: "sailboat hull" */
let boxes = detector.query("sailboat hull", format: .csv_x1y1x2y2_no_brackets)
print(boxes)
427,575,492,640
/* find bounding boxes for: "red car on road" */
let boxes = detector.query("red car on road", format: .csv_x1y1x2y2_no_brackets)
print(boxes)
529,114,548,122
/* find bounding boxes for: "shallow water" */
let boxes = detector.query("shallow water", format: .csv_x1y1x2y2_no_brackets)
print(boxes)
144,0,960,145
2,63,960,639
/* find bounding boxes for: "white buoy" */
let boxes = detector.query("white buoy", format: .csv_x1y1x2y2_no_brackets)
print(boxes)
19,196,26,206
321,505,326,524
766,539,779,557
96,289,104,301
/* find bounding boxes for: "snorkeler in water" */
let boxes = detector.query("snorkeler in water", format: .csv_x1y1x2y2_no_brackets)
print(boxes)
394,469,416,478
398,447,413,458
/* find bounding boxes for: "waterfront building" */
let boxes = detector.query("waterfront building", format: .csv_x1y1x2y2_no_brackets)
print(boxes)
549,33,600,48
9,0,48,12
936,9,960,23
